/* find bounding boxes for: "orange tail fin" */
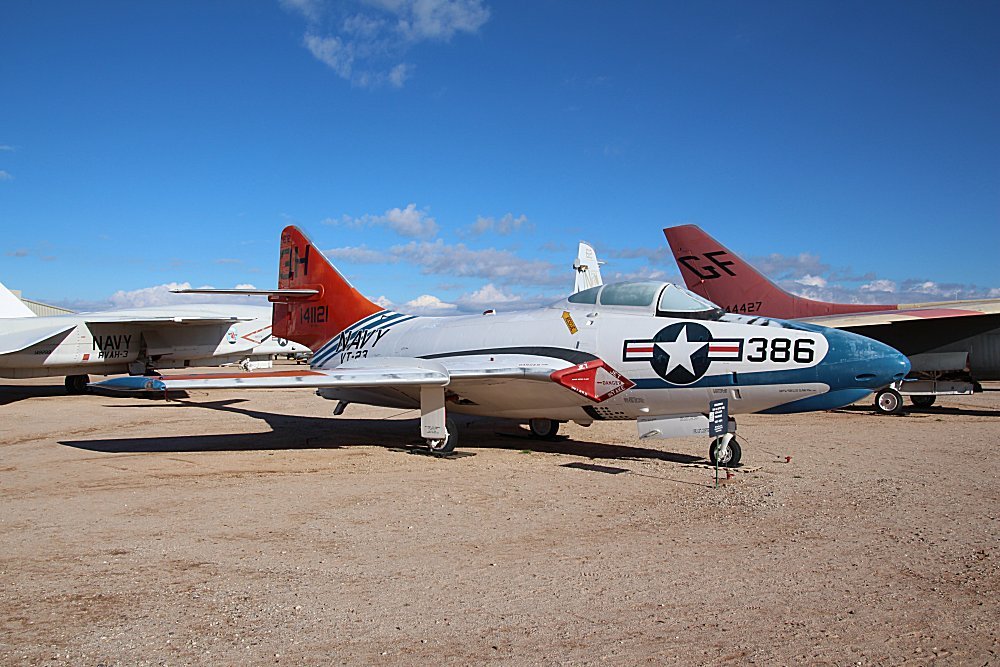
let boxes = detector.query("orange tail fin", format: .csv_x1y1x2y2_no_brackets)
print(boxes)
272,226,383,351
663,224,896,319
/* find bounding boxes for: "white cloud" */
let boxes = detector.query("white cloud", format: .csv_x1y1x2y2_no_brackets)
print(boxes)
325,245,390,263
282,0,490,88
108,282,267,308
466,213,530,236
388,63,413,87
325,203,438,238
386,0,491,41
383,203,438,237
795,274,827,288
458,283,520,307
403,294,458,314
6,248,29,257
0,171,12,181
0,145,13,152
371,294,395,309
280,0,323,22
861,279,896,293
391,239,561,285
304,33,353,79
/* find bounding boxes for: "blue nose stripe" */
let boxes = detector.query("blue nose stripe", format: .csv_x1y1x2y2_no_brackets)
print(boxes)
814,328,910,391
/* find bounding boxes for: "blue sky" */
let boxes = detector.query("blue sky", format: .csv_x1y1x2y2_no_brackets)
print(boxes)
2,0,998,313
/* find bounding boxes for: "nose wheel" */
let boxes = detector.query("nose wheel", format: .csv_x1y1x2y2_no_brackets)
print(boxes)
709,433,742,467
874,388,904,415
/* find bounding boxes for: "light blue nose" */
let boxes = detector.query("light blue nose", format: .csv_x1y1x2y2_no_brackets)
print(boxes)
763,326,910,413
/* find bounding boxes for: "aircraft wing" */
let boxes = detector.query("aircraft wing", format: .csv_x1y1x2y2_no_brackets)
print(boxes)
96,357,452,391
0,322,76,355
801,299,1000,328
92,353,623,405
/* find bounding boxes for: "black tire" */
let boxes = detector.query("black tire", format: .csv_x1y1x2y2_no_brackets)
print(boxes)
874,388,903,415
709,436,742,467
65,374,90,395
428,417,458,455
910,395,936,408
528,418,560,439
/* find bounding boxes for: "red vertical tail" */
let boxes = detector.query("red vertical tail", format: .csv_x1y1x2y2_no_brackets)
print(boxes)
663,224,897,318
272,226,383,351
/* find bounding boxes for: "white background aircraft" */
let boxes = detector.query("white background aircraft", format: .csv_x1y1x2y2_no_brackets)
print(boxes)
101,226,909,465
0,282,308,393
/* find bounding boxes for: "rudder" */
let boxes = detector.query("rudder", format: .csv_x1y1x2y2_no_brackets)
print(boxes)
272,226,383,351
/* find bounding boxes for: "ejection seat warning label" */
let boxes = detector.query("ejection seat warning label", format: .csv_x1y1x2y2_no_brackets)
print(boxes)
708,398,729,437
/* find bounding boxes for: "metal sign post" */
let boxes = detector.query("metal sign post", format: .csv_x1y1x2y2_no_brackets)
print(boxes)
709,398,729,488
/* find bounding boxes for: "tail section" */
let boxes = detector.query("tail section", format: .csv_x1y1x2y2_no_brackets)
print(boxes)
663,224,897,319
573,241,604,293
0,282,37,318
272,226,383,351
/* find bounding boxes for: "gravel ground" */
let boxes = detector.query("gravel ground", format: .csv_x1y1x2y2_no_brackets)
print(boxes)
1,372,997,666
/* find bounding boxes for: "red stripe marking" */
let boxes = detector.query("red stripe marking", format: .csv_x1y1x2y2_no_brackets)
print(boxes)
709,345,740,352
628,346,654,353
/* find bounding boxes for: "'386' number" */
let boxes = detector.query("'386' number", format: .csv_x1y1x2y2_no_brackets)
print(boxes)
746,337,815,363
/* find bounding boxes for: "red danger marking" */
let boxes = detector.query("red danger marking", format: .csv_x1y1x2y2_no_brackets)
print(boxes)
550,360,635,402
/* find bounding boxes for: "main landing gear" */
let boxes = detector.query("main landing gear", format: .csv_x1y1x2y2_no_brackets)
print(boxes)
425,417,458,455
709,432,742,467
65,374,90,395
528,418,560,439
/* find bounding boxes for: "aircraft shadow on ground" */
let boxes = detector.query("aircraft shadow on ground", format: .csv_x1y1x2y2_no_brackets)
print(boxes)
835,404,1000,418
0,384,68,406
0,384,190,406
57,397,704,464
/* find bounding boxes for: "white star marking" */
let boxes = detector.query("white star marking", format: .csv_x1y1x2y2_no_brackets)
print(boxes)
655,325,706,376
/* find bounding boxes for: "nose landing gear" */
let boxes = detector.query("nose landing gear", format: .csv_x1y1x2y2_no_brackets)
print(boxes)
709,432,742,467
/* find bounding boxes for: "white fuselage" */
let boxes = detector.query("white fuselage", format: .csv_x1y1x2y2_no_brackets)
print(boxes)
310,297,892,422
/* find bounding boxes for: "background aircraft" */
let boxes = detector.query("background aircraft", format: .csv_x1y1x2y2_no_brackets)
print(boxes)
572,242,604,294
100,226,908,465
664,224,1000,413
0,282,37,319
0,282,308,393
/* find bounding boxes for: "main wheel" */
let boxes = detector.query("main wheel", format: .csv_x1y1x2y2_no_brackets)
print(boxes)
874,388,903,415
910,395,936,408
709,435,742,466
427,417,458,455
528,418,560,439
65,374,90,395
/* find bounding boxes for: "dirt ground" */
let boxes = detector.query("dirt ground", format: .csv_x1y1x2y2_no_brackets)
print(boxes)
1,370,997,666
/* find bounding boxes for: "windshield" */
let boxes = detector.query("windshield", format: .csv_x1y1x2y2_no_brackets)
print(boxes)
657,283,725,320
599,282,661,307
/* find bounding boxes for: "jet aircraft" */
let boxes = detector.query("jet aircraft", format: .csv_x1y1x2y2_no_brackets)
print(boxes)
664,224,1000,413
0,282,308,393
99,226,909,465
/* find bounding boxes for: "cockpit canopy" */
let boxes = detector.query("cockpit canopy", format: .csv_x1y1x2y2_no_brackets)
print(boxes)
565,281,725,320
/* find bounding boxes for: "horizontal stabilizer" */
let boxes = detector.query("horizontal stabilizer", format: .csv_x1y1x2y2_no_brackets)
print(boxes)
0,322,76,355
172,288,319,297
80,314,251,325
